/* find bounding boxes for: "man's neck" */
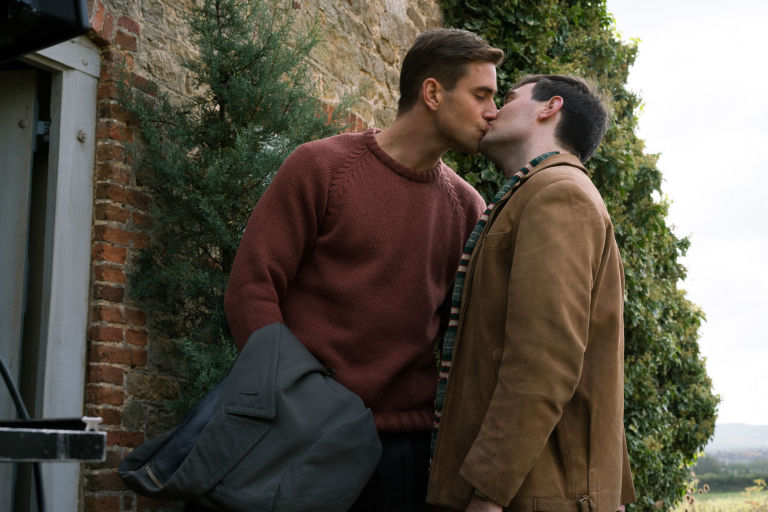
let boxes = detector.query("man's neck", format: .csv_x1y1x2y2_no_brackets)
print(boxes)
375,113,447,173
499,141,568,178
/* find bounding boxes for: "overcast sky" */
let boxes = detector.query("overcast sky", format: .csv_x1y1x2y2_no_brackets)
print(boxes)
606,0,768,425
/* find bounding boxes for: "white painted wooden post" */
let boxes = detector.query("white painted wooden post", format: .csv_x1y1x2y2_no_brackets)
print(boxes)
22,36,100,512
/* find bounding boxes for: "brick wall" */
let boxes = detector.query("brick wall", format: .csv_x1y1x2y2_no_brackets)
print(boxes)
80,0,442,510
84,2,167,510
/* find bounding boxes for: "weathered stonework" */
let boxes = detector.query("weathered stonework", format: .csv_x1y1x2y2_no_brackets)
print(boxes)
295,0,444,127
82,0,443,510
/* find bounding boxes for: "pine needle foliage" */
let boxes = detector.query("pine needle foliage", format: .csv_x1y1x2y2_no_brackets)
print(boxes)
123,0,351,413
440,1,719,510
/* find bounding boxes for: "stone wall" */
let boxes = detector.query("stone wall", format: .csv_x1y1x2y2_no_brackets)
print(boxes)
295,0,443,127
81,0,442,510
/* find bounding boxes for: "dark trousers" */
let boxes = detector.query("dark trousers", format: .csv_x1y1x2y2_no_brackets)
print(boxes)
349,431,431,512
184,431,430,512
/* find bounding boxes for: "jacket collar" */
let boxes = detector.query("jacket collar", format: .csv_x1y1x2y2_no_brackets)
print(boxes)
485,153,587,228
520,152,586,182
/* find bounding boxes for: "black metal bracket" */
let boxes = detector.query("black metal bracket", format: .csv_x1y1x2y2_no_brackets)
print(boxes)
0,417,106,462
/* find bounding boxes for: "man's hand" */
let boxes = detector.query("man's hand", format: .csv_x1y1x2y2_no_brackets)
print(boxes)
465,495,503,512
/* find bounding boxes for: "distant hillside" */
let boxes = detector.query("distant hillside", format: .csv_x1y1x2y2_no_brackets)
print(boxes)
695,424,768,491
706,423,768,453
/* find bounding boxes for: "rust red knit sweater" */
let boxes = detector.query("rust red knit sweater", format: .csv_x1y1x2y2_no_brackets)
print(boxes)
224,129,484,432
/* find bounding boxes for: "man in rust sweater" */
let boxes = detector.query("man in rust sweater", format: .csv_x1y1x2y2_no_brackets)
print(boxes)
224,29,503,511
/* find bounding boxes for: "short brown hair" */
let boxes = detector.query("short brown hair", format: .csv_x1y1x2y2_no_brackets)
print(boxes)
398,28,504,115
513,74,609,163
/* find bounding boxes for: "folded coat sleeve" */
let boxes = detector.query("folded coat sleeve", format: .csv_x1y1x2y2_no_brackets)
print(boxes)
224,144,329,350
458,177,608,505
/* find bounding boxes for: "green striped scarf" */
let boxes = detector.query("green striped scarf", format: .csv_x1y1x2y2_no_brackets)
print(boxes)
431,151,559,456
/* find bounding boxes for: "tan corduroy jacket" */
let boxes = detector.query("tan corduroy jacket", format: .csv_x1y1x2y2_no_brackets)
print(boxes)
427,154,636,512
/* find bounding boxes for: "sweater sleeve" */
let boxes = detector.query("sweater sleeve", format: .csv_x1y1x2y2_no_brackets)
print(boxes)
224,143,330,349
465,191,487,239
458,177,608,505
452,173,486,242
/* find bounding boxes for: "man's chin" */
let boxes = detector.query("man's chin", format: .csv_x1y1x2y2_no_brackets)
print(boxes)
454,142,481,156
478,137,492,157
478,139,504,166
454,134,488,155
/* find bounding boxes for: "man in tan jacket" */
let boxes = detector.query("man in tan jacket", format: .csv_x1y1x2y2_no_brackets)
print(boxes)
427,75,636,512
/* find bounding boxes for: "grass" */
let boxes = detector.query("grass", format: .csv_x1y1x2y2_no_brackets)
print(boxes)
675,491,768,512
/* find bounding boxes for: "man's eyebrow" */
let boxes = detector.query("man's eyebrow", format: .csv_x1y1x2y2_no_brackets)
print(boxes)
504,90,516,102
474,86,496,95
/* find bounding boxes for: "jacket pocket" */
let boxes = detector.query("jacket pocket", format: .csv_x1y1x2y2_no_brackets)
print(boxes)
482,231,513,249
221,324,281,420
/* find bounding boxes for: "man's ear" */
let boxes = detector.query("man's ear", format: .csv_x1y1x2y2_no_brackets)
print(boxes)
422,78,441,112
538,96,564,120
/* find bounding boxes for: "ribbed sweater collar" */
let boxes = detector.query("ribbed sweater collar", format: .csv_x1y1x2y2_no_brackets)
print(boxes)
363,128,443,183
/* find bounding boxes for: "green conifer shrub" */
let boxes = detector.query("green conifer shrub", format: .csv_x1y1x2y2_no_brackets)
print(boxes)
123,0,352,414
439,1,719,510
